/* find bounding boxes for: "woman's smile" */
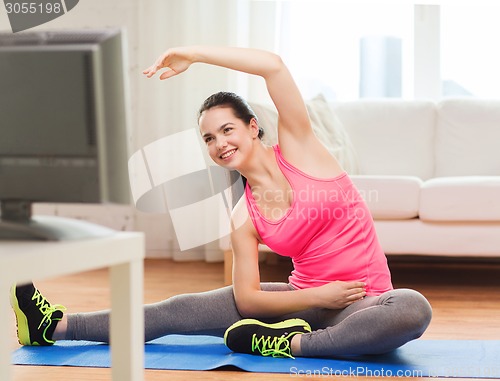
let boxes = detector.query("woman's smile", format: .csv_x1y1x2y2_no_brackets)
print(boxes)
220,148,237,160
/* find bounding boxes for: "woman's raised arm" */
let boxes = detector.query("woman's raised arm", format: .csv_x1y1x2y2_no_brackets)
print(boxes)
143,46,312,141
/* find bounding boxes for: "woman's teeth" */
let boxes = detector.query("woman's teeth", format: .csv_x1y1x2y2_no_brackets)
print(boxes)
221,149,236,159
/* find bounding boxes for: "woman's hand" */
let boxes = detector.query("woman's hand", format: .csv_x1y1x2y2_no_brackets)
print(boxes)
312,281,367,310
143,47,195,80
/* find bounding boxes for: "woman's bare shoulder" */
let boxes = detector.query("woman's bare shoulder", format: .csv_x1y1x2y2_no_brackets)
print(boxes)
278,134,345,179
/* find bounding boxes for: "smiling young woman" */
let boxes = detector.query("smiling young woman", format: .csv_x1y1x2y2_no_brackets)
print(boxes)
11,46,432,359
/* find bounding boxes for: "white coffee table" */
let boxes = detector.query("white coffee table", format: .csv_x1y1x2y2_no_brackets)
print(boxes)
0,231,145,381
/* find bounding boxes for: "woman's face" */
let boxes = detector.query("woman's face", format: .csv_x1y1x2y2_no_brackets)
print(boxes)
199,106,259,170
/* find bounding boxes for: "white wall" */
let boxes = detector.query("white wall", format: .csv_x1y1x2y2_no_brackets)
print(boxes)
134,0,278,260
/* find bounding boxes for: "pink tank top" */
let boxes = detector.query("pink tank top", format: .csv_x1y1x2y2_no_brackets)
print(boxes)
244,145,393,296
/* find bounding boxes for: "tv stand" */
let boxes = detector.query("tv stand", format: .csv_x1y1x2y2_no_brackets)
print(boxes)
0,200,116,241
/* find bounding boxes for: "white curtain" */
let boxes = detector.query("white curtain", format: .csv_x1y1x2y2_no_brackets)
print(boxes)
133,0,280,261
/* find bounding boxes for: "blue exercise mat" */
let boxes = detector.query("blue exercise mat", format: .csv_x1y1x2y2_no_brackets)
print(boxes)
12,336,500,378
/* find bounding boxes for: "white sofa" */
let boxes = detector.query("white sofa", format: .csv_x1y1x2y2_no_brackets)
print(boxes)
221,97,500,283
333,98,500,258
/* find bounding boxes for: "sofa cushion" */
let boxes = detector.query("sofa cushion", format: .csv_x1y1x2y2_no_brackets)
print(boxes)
350,175,422,219
435,99,500,177
374,219,500,256
333,100,436,180
420,176,500,221
306,95,360,174
250,102,279,146
249,94,360,174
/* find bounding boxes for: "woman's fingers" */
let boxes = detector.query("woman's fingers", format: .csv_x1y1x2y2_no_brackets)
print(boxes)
143,51,191,80
143,54,169,77
143,63,164,78
346,282,366,300
350,290,366,300
159,68,178,80
142,65,157,77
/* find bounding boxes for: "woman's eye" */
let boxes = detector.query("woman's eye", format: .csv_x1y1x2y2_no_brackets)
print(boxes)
223,127,232,133
205,137,213,143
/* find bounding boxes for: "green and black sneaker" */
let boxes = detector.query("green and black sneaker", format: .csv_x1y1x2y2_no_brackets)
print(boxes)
224,318,311,359
10,283,66,346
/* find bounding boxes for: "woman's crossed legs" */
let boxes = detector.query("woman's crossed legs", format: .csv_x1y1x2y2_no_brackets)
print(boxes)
65,283,431,358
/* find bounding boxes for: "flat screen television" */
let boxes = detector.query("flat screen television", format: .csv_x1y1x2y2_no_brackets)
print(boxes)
0,29,131,240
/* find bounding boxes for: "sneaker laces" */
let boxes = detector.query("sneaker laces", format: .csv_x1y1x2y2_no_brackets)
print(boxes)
31,289,66,330
251,331,301,359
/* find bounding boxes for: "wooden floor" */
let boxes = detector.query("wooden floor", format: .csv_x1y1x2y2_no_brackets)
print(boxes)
9,256,500,381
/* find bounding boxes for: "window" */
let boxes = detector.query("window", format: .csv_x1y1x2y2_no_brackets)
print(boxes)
277,1,414,100
441,4,500,98
275,1,500,100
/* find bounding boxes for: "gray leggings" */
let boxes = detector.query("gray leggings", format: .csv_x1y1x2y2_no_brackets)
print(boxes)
66,285,432,358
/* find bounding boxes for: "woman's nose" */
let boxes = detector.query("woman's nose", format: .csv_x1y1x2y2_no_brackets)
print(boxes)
216,137,228,150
